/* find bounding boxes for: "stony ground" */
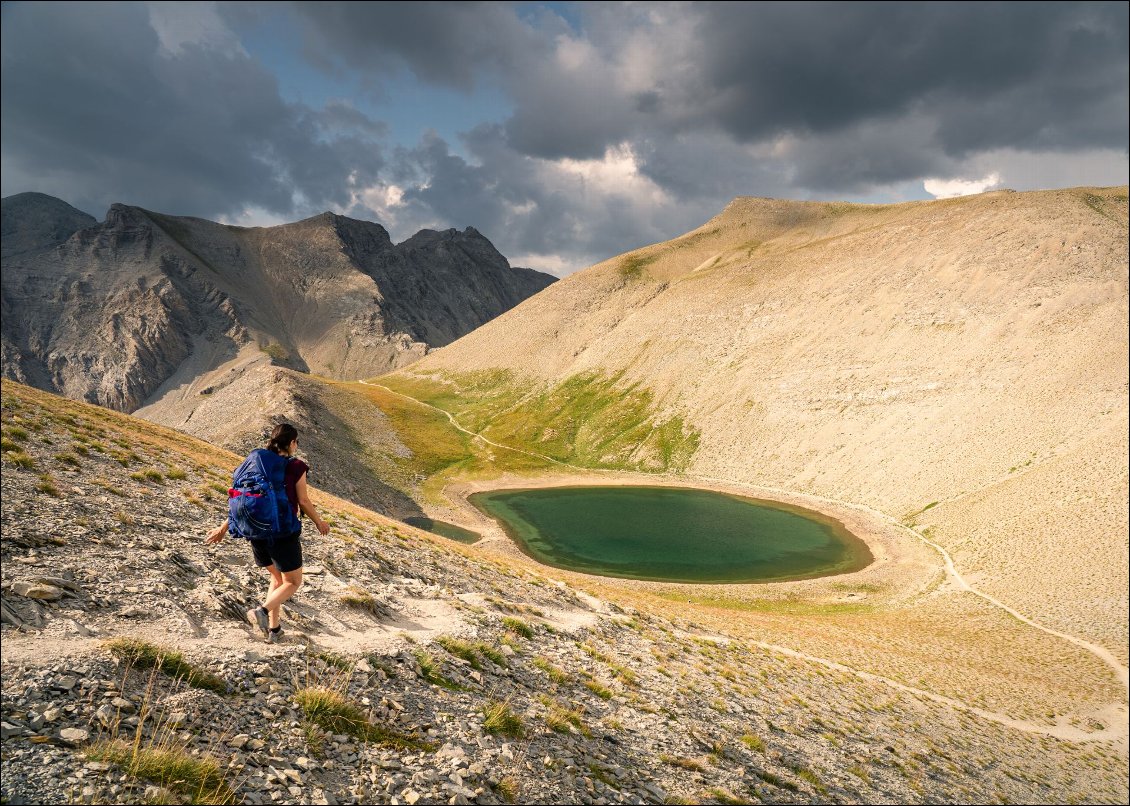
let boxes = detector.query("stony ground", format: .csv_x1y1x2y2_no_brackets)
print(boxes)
3,383,1128,804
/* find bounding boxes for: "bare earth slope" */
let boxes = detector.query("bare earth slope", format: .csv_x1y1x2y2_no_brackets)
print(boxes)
3,382,1127,804
389,186,1129,662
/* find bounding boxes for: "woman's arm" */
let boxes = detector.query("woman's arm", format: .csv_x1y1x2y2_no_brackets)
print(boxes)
205,520,228,544
295,472,330,536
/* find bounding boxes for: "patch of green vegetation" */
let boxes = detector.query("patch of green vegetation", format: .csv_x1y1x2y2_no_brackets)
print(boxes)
52,451,79,466
261,342,289,362
544,699,588,735
339,585,383,616
705,788,752,805
165,467,188,480
414,651,464,690
740,733,766,753
482,699,524,737
3,450,35,469
494,775,520,803
661,754,707,772
756,770,798,792
105,638,227,694
531,657,570,685
435,635,507,669
36,474,61,496
583,679,614,700
130,469,165,484
3,425,29,441
1080,192,1119,221
314,651,352,671
501,616,534,638
618,252,658,280
294,687,429,749
904,500,939,523
384,369,701,476
302,723,326,759
790,765,827,794
87,739,234,804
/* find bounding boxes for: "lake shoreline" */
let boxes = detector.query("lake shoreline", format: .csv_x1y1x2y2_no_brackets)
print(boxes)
431,469,941,606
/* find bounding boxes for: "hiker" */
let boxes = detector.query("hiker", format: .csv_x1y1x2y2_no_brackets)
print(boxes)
205,423,330,642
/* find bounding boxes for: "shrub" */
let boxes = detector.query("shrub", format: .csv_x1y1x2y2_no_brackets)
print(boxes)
165,467,188,480
36,475,61,496
55,452,81,467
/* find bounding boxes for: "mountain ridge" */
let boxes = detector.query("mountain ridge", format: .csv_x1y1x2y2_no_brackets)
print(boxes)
0,193,555,415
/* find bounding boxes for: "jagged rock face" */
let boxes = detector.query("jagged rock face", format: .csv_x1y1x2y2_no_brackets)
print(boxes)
0,196,555,412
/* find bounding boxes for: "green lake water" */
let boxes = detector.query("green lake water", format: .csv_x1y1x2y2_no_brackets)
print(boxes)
468,486,871,583
404,517,481,544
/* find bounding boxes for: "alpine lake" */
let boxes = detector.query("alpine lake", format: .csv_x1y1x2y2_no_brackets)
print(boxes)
468,485,872,584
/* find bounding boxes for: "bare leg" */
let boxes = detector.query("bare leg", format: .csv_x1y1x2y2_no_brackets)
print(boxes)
263,566,284,629
263,568,303,623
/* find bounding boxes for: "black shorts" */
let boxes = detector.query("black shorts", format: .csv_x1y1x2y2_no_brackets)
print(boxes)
249,532,303,573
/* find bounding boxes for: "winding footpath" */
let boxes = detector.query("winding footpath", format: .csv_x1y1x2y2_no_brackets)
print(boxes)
358,380,1129,745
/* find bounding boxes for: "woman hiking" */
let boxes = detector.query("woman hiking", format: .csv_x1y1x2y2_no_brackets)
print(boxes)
205,423,329,642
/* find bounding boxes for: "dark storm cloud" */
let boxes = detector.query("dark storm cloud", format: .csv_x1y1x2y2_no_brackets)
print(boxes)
691,2,1129,155
285,1,545,92
0,2,385,219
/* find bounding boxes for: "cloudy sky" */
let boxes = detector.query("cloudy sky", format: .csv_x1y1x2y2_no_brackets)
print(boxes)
2,2,1127,275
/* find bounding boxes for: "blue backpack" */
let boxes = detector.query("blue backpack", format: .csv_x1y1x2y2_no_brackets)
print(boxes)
227,449,301,541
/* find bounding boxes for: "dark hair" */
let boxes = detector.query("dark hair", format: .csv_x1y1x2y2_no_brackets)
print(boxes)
266,423,298,455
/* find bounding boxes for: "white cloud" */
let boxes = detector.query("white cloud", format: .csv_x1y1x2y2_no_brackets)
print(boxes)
924,172,1001,198
216,207,294,228
507,252,577,277
552,143,670,205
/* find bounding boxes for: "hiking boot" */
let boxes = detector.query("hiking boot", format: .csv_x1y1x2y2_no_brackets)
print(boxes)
246,607,269,639
267,626,283,644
